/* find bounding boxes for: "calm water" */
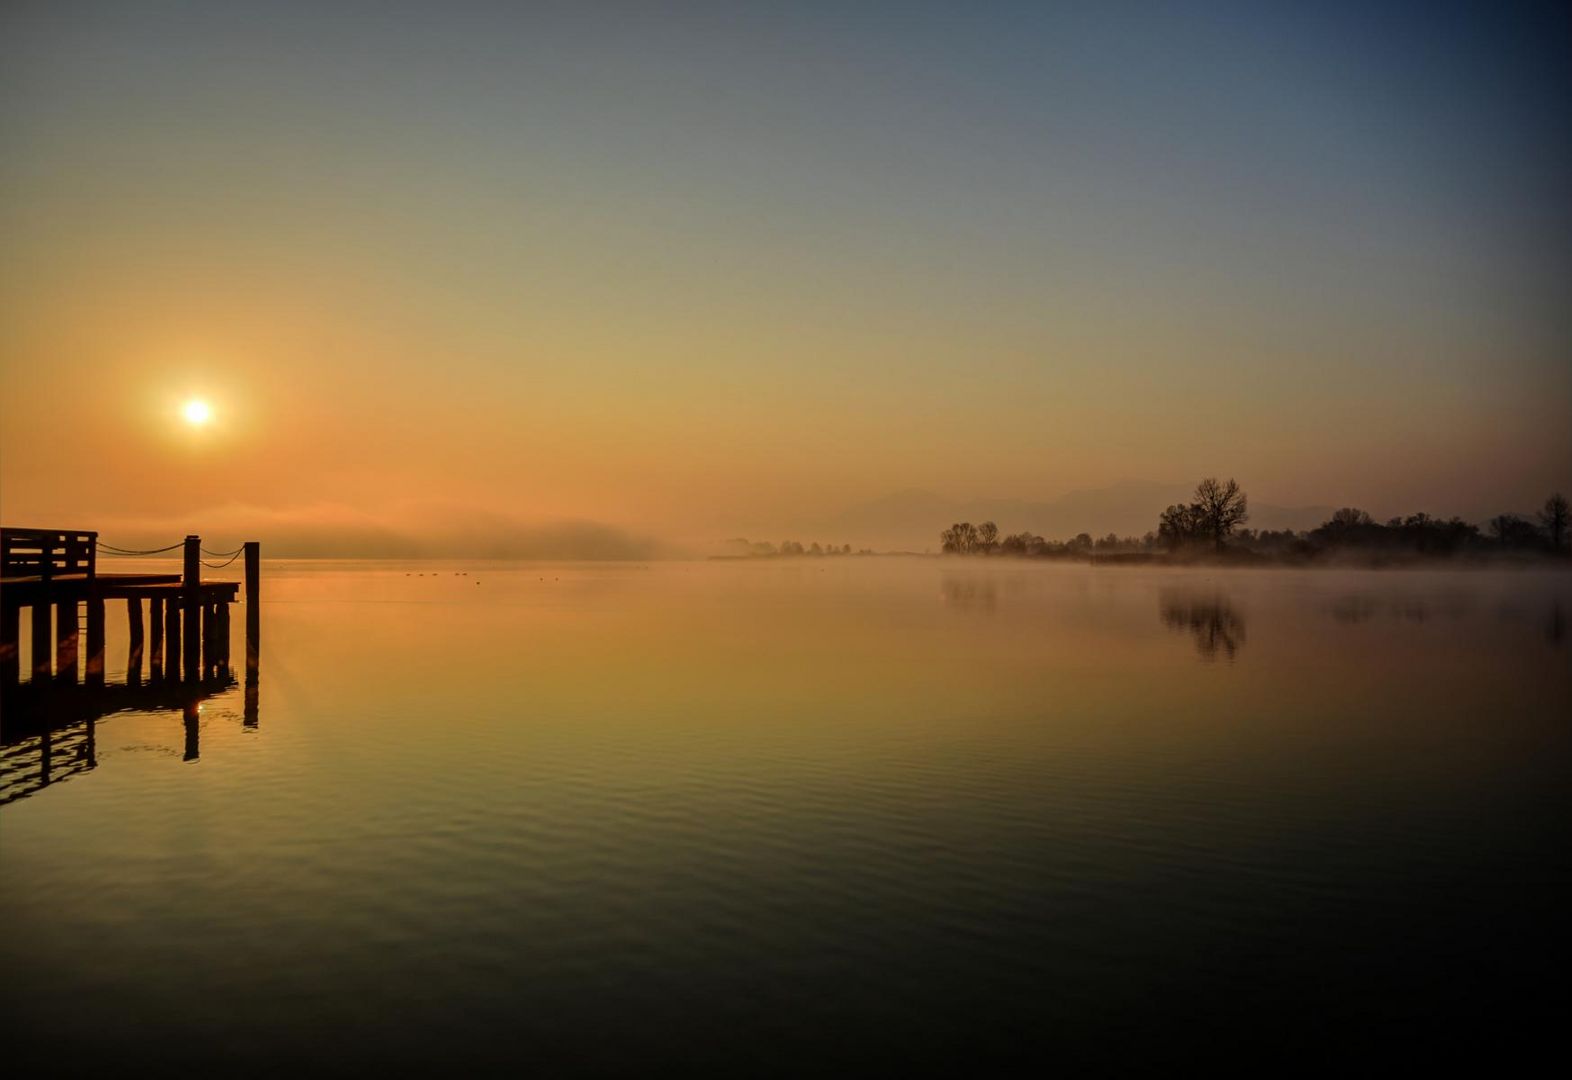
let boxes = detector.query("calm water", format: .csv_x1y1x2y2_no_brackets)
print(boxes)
3,560,1568,1072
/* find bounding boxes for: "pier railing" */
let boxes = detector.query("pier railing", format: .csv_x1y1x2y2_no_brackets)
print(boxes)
1,528,97,579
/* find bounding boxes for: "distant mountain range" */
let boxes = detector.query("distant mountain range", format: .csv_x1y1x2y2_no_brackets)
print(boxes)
811,481,1335,551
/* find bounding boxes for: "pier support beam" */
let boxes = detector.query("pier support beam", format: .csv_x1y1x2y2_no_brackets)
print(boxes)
149,598,164,680
216,602,231,674
165,598,181,683
85,596,105,688
31,602,51,681
182,536,200,683
127,597,145,687
1,600,18,687
202,601,217,677
55,598,79,684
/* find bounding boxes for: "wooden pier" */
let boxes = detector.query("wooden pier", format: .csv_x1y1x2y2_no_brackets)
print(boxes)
0,527,261,802
1,528,258,688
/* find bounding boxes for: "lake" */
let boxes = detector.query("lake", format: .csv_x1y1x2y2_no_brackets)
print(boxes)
2,559,1568,1072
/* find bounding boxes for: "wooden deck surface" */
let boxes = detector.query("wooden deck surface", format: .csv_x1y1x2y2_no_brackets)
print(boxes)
0,573,237,603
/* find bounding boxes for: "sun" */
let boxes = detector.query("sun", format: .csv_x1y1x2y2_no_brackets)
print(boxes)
182,399,213,426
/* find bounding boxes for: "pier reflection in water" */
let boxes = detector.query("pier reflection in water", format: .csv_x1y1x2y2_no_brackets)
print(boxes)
0,673,248,804
0,530,262,805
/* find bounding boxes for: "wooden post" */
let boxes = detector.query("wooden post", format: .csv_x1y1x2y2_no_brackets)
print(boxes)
149,596,164,679
182,536,200,682
127,597,145,687
165,597,181,682
216,602,231,673
85,595,105,688
203,601,218,677
55,597,79,684
35,535,54,682
0,600,18,687
198,601,209,677
209,601,220,675
245,541,260,686
31,601,51,681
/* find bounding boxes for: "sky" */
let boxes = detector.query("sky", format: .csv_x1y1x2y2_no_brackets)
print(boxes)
2,1,1569,553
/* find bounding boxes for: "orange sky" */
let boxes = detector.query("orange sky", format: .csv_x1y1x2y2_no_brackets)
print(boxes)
3,4,1568,553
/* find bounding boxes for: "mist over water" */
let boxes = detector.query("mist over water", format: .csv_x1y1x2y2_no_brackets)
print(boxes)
2,560,1568,1071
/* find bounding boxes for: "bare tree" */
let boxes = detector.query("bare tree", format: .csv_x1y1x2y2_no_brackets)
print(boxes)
1540,493,1569,553
977,521,999,554
941,522,980,554
1158,503,1199,550
1193,477,1249,552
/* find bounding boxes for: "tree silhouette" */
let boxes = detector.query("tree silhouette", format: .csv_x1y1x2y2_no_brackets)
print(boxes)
1158,503,1200,550
1540,493,1569,554
1193,477,1249,552
1489,514,1540,549
942,522,989,554
1328,507,1372,530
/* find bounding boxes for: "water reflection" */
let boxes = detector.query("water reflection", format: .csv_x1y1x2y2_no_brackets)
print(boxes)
1160,591,1246,660
1328,590,1567,646
1330,595,1379,624
941,575,999,613
0,673,243,804
183,696,201,761
4,562,1570,1074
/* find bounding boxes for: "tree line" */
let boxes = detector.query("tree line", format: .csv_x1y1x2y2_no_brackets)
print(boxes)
721,539,864,558
940,480,1571,561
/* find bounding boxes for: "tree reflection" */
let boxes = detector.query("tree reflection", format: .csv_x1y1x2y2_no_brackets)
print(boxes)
941,575,998,613
1160,591,1246,660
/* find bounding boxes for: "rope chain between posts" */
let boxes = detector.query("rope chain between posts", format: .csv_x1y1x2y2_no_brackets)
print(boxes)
98,541,246,568
96,541,185,556
95,537,245,569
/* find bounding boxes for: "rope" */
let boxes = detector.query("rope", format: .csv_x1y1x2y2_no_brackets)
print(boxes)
96,541,185,556
97,539,248,570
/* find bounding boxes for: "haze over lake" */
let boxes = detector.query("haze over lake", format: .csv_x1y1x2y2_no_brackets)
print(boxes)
3,559,1567,1072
